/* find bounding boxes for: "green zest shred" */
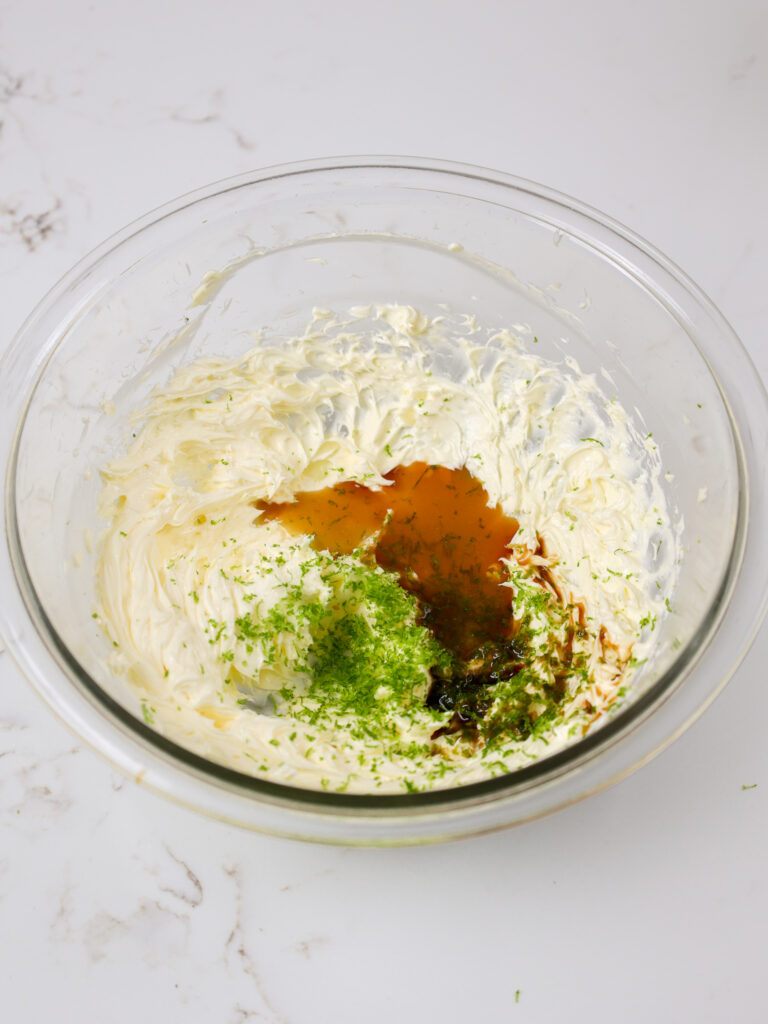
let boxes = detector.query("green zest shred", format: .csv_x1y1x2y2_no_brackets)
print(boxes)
222,549,608,783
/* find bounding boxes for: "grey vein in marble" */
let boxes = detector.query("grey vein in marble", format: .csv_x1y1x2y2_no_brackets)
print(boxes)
167,88,258,152
83,899,192,966
0,197,65,251
223,864,291,1024
159,845,204,908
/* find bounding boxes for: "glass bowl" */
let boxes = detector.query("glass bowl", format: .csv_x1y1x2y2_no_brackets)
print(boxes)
1,157,767,845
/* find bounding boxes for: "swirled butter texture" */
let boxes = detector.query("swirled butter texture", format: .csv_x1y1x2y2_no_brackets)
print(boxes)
95,306,676,793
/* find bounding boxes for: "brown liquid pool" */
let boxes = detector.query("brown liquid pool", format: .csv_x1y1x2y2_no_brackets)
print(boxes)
255,462,519,662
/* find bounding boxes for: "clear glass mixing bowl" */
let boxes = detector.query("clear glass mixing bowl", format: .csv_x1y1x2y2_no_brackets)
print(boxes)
1,157,767,844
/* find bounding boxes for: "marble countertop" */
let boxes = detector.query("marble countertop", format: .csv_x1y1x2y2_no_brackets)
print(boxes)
2,1,767,1021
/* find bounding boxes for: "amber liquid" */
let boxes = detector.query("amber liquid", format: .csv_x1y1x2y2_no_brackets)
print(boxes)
255,462,519,661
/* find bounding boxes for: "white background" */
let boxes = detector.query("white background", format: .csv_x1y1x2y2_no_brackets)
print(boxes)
1,1,767,1021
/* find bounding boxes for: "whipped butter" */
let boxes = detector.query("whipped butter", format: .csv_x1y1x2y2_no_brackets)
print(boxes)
95,305,676,793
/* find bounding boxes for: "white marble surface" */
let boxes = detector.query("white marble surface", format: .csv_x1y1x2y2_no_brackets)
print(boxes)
2,1,767,1020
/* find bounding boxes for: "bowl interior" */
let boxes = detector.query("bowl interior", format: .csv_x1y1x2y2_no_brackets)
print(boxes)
9,163,741,800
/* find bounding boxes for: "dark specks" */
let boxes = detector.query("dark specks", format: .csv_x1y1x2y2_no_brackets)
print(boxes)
0,68,24,103
729,53,758,83
294,936,330,959
0,198,64,251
